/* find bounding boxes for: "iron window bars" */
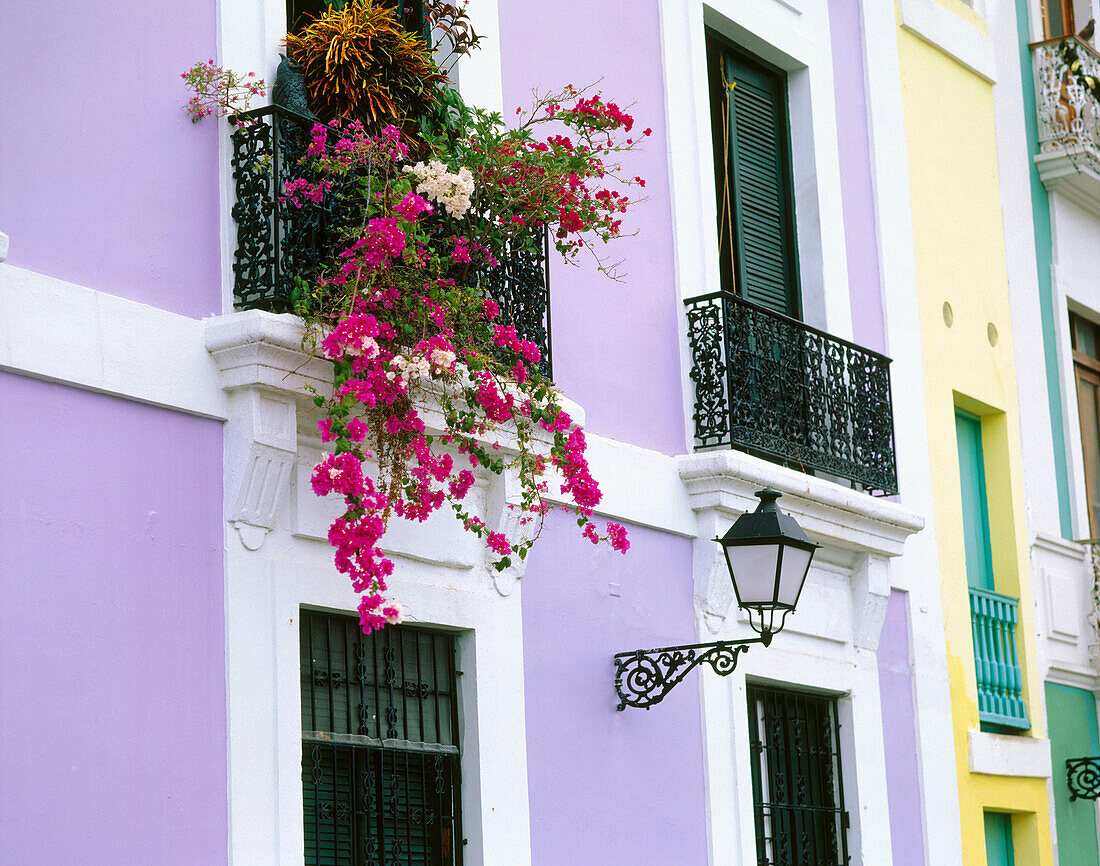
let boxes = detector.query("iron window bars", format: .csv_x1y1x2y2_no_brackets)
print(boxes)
229,106,553,377
684,290,898,495
301,610,462,866
747,685,850,866
1066,757,1100,800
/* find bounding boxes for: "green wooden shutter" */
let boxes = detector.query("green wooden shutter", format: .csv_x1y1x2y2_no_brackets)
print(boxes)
955,410,995,591
716,45,800,317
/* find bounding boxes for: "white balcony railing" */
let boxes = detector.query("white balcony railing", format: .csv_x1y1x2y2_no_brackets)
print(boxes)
1032,36,1100,206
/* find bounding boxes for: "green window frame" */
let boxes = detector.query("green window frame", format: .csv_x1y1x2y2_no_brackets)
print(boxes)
955,409,995,591
984,812,1015,866
707,32,801,318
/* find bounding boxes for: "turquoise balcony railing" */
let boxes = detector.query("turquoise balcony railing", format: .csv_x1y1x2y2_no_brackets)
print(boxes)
969,587,1030,730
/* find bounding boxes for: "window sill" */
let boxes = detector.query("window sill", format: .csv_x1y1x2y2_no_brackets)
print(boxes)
897,0,996,82
968,729,1052,778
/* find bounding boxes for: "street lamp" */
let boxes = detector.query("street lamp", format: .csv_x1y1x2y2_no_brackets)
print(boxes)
614,489,820,711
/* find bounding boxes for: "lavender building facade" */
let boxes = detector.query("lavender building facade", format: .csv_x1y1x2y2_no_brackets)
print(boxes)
1,1,963,863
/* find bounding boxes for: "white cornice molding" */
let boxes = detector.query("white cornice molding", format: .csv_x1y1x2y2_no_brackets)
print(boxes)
1032,530,1088,560
0,264,227,419
680,449,924,646
204,309,334,397
1035,149,1100,218
967,730,1052,778
897,0,996,83
678,450,924,557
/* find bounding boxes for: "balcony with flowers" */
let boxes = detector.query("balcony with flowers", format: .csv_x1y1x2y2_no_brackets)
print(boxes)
1031,34,1100,212
188,0,649,633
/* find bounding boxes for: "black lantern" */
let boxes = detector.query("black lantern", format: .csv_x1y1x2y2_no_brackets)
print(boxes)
717,488,820,644
613,488,819,711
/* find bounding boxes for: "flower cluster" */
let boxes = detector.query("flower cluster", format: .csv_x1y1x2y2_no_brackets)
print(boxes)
181,61,265,126
403,160,475,218
278,87,644,633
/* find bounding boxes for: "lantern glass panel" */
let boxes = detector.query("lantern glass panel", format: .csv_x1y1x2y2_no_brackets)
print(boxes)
776,545,813,606
724,544,780,606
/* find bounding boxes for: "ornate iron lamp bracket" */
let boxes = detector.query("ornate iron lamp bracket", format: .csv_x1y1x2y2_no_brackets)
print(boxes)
1067,757,1100,800
614,637,766,711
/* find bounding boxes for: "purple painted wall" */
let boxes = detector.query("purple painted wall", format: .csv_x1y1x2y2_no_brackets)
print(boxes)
521,514,707,864
828,0,887,355
0,2,221,318
0,374,226,864
877,590,926,866
498,0,685,456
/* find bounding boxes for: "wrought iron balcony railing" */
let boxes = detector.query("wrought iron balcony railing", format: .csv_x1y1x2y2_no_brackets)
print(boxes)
1032,35,1100,173
229,105,553,376
969,587,1030,730
684,291,898,495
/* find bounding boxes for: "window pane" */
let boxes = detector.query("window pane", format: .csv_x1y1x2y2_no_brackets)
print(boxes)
1076,315,1098,359
1076,373,1100,536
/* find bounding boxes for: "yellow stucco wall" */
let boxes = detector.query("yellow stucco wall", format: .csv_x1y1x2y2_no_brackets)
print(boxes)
896,9,1053,865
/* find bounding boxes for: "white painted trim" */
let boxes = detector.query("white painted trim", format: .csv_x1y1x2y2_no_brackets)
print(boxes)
967,730,1053,777
657,0,857,462
204,309,699,537
1036,150,1100,218
861,0,967,859
678,450,925,555
1033,531,1089,559
898,0,997,82
1046,662,1100,691
0,264,228,419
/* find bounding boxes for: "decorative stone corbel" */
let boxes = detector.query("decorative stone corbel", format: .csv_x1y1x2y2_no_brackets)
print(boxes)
230,440,297,550
851,552,891,651
693,508,735,633
206,311,328,550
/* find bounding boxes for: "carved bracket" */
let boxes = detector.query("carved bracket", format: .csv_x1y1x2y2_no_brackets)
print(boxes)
230,442,296,549
485,468,534,597
613,637,765,711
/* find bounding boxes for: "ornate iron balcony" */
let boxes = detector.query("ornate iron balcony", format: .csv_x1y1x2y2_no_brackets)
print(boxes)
229,105,553,376
1032,35,1100,173
969,587,1030,730
684,291,898,495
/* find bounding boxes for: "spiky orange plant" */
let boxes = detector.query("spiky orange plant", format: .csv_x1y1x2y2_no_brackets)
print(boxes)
286,0,445,129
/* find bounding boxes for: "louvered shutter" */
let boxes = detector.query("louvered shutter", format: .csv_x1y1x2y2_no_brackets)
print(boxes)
720,49,800,317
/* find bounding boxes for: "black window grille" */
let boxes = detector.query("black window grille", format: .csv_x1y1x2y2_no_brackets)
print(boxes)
287,0,425,38
747,685,850,866
301,609,462,866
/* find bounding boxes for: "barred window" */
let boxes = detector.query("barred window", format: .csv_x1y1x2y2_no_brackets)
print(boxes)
747,685,849,866
301,609,462,865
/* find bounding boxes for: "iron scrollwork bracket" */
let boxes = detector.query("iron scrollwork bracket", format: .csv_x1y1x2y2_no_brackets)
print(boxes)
1067,757,1100,801
614,637,766,711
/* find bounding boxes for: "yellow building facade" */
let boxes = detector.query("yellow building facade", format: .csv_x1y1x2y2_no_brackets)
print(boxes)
896,3,1053,863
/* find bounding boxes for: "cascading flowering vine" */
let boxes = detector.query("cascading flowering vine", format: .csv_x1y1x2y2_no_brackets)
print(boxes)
280,85,646,634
